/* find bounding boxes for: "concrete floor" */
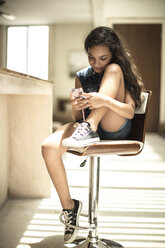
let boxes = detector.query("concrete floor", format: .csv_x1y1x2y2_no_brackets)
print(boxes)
0,133,165,248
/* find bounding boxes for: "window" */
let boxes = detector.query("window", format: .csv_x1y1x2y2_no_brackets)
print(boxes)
7,26,49,80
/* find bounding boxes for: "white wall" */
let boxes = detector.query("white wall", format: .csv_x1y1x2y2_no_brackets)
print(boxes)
104,0,165,19
49,23,92,111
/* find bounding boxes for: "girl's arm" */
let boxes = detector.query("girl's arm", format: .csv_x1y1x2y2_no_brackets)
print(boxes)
81,91,135,119
79,64,135,119
70,76,83,121
104,90,135,119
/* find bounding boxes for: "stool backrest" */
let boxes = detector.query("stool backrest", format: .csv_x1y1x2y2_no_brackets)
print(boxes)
128,90,152,143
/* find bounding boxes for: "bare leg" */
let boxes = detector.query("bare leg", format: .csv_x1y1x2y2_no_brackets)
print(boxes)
42,122,75,209
86,77,126,132
85,106,109,131
42,75,124,209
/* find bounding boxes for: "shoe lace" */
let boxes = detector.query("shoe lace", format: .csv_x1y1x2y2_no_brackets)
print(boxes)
63,210,74,232
72,122,90,140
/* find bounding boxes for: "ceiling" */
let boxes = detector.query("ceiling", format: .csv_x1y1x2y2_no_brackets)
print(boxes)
0,0,92,25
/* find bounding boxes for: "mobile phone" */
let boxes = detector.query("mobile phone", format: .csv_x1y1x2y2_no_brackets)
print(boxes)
71,88,83,99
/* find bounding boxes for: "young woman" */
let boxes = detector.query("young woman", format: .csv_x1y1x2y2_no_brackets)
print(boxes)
42,26,144,244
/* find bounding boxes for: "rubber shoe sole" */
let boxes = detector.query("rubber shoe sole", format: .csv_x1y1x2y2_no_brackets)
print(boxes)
62,137,100,148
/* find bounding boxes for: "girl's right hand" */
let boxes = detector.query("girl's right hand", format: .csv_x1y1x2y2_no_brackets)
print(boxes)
70,92,84,111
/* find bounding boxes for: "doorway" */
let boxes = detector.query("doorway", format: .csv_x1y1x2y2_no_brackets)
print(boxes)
114,24,161,132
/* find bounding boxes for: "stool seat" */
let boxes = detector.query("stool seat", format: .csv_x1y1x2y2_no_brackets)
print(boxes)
67,140,143,156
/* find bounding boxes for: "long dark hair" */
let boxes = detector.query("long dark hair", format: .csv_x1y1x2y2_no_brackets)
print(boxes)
84,26,144,108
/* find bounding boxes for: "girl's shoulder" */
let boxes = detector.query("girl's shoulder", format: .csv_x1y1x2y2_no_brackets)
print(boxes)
76,66,94,78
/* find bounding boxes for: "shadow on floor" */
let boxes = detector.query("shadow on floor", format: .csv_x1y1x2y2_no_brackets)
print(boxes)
29,235,124,248
29,235,86,248
29,235,64,248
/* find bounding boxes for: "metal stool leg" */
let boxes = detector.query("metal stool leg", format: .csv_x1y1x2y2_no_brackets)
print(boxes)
66,156,124,248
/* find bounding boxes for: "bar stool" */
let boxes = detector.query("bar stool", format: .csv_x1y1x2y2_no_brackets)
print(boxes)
61,90,152,248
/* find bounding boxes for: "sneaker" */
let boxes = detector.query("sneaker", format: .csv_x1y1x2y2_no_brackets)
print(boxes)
62,121,100,148
62,199,82,244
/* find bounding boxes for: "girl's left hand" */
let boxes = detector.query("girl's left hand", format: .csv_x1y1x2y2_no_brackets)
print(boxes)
78,92,106,110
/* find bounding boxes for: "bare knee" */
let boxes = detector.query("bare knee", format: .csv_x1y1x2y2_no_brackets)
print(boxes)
41,138,66,160
41,123,74,160
41,141,51,157
42,139,57,159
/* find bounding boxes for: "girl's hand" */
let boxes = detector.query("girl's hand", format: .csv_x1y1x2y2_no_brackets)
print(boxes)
70,91,85,111
79,92,106,109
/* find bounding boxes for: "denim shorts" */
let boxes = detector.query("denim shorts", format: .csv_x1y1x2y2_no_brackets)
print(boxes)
97,119,132,140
